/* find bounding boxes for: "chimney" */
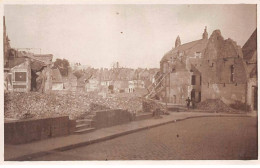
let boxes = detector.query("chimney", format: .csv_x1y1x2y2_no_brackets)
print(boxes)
202,26,208,40
175,35,181,48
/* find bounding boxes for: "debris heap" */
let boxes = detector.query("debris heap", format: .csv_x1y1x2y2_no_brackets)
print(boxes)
4,92,143,120
196,99,242,113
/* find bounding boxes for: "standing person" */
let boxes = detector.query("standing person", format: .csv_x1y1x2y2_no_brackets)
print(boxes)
186,97,191,109
192,98,196,109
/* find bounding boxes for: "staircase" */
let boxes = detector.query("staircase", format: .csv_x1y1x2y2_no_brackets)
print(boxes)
74,118,95,134
145,72,170,99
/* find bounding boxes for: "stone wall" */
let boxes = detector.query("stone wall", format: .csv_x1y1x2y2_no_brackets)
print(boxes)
4,116,75,144
201,83,246,105
92,109,133,129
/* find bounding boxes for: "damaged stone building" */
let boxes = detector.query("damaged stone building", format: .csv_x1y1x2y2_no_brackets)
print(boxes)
4,16,53,93
150,27,257,111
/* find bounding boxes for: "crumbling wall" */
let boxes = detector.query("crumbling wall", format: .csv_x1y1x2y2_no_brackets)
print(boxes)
201,83,246,105
200,30,247,105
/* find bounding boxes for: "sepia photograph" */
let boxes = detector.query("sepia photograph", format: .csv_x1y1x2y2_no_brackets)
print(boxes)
2,2,258,162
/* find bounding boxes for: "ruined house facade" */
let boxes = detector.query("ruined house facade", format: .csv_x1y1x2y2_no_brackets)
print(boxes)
156,27,257,110
4,16,53,93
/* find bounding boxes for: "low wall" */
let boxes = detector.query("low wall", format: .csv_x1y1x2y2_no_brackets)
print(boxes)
93,109,133,129
4,116,76,144
135,112,153,121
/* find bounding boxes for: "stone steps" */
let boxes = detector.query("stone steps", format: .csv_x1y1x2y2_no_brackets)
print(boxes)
76,123,91,130
74,127,95,134
76,119,94,125
75,118,95,134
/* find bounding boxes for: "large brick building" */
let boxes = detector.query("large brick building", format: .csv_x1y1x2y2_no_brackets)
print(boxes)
152,27,257,111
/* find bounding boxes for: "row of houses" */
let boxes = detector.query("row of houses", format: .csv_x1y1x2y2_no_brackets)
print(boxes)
3,16,158,95
51,67,153,95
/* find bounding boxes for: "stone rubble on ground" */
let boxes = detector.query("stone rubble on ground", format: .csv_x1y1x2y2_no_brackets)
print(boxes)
196,99,242,113
4,92,144,120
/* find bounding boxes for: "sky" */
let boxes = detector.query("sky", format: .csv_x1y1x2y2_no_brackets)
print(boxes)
4,4,257,68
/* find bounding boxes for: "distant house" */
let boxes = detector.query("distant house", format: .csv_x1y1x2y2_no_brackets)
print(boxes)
113,80,129,93
77,73,92,92
68,73,78,91
51,69,64,90
86,77,99,92
101,80,112,87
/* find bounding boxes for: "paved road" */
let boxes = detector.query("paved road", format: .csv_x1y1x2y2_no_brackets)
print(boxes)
32,116,258,160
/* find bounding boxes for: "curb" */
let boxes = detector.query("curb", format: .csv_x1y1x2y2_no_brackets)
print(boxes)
6,114,252,161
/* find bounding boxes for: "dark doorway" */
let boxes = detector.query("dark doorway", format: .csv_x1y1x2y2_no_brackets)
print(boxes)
191,89,195,100
198,92,201,102
191,75,196,85
31,69,38,91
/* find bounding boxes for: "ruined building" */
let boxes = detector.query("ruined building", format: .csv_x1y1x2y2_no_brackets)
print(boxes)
242,29,257,111
4,16,53,93
148,27,257,111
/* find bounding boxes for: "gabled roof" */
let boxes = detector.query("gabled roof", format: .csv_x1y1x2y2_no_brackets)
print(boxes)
242,29,257,61
4,57,26,69
17,51,53,65
52,69,63,83
33,54,53,64
161,39,208,62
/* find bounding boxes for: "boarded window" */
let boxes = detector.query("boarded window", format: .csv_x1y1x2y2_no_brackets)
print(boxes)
14,72,27,82
191,75,196,85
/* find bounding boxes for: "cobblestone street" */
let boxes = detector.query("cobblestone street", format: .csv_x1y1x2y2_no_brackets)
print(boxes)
31,116,258,160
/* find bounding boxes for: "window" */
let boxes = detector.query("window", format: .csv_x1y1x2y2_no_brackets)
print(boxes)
195,52,201,58
14,72,27,82
230,65,234,82
191,75,196,85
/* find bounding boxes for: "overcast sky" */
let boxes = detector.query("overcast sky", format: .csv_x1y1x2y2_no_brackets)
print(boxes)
4,4,257,68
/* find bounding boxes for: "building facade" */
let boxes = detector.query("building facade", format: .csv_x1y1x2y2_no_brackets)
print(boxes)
153,27,256,110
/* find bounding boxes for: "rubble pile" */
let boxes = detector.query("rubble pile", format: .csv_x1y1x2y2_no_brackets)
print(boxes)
196,99,242,113
142,99,165,113
4,92,143,120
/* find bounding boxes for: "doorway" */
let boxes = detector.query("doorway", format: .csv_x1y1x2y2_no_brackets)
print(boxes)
191,89,195,100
